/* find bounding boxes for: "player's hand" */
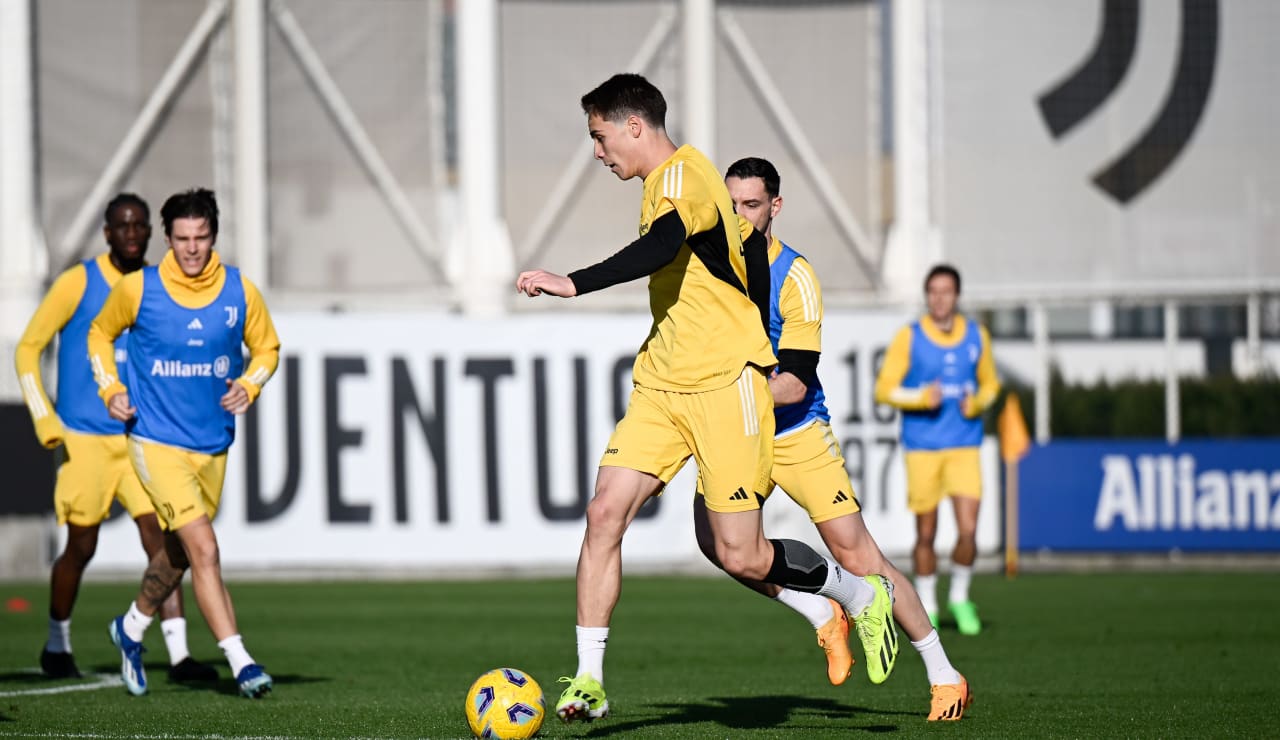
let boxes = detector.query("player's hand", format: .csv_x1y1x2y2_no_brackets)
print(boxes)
221,378,251,415
925,381,943,409
769,371,808,407
961,392,977,418
515,270,576,298
107,392,136,422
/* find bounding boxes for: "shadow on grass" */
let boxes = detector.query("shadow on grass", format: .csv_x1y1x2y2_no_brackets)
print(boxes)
581,694,914,736
208,673,332,698
0,671,44,685
78,661,331,697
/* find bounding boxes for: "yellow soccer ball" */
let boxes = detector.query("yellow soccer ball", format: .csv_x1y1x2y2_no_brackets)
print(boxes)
464,668,545,739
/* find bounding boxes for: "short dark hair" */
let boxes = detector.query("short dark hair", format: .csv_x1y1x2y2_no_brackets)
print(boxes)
160,188,219,237
925,263,961,294
725,157,781,198
580,73,667,129
104,193,150,224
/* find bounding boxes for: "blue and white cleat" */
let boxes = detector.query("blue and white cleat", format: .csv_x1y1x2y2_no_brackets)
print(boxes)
236,663,273,698
108,616,147,696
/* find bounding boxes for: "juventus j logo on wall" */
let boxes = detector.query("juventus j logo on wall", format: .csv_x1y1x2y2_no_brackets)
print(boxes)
1036,0,1218,204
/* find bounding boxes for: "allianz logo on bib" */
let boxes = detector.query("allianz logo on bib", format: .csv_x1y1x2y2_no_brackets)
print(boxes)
150,355,232,379
1095,454,1280,532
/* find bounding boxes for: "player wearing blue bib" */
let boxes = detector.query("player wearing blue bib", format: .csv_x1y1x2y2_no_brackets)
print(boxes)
14,194,214,682
89,188,280,699
691,158,970,720
875,265,1000,639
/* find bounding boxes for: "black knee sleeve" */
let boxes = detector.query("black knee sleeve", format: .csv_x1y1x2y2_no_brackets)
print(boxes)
765,538,828,592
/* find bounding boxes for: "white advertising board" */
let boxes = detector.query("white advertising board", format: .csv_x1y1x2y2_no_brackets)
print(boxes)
87,311,1000,575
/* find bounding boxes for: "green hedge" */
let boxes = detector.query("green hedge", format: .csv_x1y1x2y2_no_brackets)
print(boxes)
994,372,1280,437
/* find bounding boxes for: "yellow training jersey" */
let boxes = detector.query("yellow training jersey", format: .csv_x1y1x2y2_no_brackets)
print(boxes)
633,145,776,392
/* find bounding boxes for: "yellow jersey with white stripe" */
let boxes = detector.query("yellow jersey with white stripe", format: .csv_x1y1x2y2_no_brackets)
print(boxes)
634,144,776,392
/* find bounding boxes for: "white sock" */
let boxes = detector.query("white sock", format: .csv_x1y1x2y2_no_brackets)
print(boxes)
47,618,72,653
915,574,938,614
818,560,875,615
949,565,973,604
161,618,190,666
911,629,962,686
574,625,609,684
123,601,153,643
775,588,837,629
217,634,255,677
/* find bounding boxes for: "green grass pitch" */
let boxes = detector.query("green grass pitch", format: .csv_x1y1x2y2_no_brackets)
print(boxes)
1,572,1275,738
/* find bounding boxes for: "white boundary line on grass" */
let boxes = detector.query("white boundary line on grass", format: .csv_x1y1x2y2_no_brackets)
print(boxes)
0,734,310,740
0,672,122,697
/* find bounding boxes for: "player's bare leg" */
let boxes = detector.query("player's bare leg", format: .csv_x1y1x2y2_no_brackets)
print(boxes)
168,517,271,697
913,509,939,577
693,497,852,683
818,513,933,641
558,465,661,722
133,518,217,682
912,509,941,624
133,514,185,621
818,512,965,712
172,517,237,638
109,529,185,695
947,495,982,635
710,509,898,682
43,523,99,678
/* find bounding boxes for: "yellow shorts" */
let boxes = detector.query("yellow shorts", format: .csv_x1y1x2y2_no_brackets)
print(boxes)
604,366,774,513
128,437,228,531
54,429,153,527
771,421,862,523
904,447,982,514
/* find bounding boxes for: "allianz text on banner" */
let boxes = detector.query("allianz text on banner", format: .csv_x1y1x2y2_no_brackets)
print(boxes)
1021,440,1280,551
82,311,1000,573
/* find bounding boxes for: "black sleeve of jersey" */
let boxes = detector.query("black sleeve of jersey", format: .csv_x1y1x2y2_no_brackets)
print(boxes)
777,349,819,388
742,227,771,330
568,211,687,296
768,348,819,386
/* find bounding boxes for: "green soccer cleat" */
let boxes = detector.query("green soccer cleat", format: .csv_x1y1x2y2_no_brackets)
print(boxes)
556,674,609,722
949,600,983,636
927,610,940,630
852,575,899,684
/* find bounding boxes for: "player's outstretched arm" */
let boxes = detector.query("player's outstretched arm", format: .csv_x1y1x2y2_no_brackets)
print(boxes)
535,211,686,299
516,270,577,298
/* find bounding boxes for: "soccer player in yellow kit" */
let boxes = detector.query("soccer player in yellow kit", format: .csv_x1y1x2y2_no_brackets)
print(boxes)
88,188,280,698
875,265,1000,638
693,158,971,720
516,74,896,724
13,193,216,683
